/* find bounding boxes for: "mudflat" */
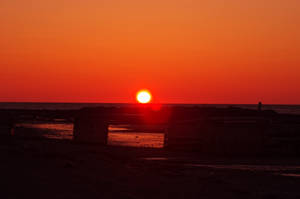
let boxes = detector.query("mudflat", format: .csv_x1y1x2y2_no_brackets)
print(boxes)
1,138,300,199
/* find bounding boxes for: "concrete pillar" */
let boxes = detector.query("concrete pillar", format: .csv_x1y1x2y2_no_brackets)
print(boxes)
0,113,14,137
165,123,206,151
214,124,265,155
165,119,268,155
73,115,108,144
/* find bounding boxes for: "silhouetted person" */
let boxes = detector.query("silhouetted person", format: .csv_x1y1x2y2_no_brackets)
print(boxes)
258,101,262,112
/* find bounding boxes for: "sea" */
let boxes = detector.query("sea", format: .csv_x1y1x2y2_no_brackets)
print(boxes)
1,102,300,115
2,103,300,148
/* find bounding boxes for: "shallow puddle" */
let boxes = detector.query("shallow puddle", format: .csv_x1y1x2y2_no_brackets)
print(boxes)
107,132,164,148
16,123,165,148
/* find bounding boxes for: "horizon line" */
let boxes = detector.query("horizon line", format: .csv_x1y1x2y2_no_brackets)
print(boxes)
0,101,299,106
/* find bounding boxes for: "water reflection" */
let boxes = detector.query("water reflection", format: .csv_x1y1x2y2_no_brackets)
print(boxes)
107,124,164,148
108,125,131,132
143,157,168,160
279,173,300,178
185,164,300,178
15,123,165,148
107,132,164,148
16,123,74,140
185,164,300,172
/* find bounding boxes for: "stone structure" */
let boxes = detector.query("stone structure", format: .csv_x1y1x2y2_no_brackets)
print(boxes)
165,118,269,155
73,113,108,144
0,113,14,137
72,106,283,156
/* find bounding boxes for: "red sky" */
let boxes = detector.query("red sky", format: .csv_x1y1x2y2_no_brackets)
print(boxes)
0,0,300,104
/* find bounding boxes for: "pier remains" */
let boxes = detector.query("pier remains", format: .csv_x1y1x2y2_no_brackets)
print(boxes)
0,111,14,138
72,106,299,155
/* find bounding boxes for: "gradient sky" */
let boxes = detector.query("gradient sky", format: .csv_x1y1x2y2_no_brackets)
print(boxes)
0,0,299,104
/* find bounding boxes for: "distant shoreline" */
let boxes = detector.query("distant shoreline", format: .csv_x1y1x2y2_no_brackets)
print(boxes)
0,102,300,105
1,103,300,115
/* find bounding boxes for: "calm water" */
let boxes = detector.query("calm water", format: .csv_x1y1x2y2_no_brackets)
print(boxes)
1,102,300,114
108,132,164,148
16,123,165,148
184,164,300,178
141,158,300,178
15,123,74,140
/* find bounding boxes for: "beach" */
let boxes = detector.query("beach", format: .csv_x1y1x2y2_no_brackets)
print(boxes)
1,105,300,198
1,137,300,199
2,0,300,197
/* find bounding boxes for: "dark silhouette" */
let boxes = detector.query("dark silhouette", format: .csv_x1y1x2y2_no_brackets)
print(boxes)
2,105,300,198
258,101,262,111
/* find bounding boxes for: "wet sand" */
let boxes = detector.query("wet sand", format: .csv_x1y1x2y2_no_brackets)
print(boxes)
1,138,300,199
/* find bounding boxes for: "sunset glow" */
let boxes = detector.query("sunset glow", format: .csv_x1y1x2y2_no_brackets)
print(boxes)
0,0,300,104
137,90,152,104
2,1,300,198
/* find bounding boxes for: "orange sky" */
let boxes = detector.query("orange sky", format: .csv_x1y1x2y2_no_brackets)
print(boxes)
0,0,300,104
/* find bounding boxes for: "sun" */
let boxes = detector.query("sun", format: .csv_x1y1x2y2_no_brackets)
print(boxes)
136,90,152,104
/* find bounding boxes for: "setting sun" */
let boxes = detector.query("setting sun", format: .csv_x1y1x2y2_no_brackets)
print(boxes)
136,90,152,104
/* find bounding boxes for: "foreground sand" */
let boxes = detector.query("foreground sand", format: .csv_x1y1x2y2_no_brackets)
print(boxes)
1,138,300,199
